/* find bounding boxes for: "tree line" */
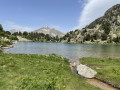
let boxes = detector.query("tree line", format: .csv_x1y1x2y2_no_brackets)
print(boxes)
0,24,18,46
13,31,60,42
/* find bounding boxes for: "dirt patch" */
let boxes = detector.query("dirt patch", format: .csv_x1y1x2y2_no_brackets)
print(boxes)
86,78,119,90
17,36,32,42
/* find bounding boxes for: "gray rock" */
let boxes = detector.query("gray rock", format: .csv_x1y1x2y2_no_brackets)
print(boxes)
77,64,97,78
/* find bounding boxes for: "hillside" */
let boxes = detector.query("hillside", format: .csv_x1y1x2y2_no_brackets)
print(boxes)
87,4,120,30
11,26,65,42
0,24,18,47
9,29,21,34
13,31,60,42
34,26,65,37
61,4,120,44
17,36,32,42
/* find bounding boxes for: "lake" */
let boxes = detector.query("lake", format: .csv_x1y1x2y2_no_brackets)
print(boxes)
3,42,120,61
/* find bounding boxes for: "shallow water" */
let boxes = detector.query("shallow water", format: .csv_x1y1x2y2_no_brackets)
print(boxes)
3,42,120,61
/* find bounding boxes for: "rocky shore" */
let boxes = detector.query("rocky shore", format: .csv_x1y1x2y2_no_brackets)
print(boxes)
0,43,15,52
1,45,14,49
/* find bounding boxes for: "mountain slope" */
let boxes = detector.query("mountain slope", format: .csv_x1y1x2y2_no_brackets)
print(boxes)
61,4,120,44
9,29,21,34
87,4,120,30
33,26,65,37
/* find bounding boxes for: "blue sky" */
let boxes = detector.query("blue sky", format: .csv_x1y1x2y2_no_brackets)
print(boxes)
0,0,120,32
0,0,84,32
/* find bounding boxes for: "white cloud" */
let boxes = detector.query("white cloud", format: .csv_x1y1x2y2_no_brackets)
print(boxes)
74,0,120,30
3,21,35,31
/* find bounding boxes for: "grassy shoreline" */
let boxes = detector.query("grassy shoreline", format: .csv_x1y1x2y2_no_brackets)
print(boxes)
0,53,99,90
80,57,120,87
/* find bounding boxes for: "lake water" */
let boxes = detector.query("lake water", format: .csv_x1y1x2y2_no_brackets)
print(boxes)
3,42,120,61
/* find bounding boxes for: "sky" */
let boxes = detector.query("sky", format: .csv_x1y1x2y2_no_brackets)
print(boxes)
0,0,120,32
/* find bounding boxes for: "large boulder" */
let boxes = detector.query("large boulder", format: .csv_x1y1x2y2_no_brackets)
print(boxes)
77,64,97,78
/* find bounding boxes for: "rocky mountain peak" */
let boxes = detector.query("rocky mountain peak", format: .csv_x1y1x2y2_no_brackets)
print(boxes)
33,26,65,37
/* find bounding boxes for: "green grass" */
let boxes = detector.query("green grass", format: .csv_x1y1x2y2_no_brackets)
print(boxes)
80,57,120,87
0,53,99,90
0,49,2,53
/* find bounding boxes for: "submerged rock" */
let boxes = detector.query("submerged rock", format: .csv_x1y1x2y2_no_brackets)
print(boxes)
77,64,97,78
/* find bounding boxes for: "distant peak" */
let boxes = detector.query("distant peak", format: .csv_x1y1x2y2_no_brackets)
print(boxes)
43,26,49,28
33,26,65,37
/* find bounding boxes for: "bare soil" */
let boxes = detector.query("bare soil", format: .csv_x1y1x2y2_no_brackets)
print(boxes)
86,78,119,90
17,36,32,42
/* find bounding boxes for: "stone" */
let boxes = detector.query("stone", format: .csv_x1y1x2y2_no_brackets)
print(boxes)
77,64,97,78
71,62,76,67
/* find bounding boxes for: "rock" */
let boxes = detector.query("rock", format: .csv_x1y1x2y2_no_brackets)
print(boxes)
71,62,76,67
77,64,97,78
111,34,117,39
9,45,14,48
71,60,80,68
12,40,18,44
2,45,13,49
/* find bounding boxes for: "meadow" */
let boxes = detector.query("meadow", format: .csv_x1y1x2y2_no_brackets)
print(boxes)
0,53,99,90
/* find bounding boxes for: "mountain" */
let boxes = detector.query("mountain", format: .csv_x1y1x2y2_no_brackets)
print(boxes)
33,26,65,37
9,29,21,34
61,4,120,44
87,4,120,31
